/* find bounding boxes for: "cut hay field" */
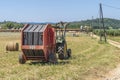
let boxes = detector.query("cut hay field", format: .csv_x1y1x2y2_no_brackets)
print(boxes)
0,32,120,80
108,36,120,43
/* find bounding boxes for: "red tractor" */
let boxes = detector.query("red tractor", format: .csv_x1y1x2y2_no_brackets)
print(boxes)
19,23,71,64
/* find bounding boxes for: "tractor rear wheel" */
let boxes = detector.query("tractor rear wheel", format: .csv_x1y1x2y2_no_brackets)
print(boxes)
48,53,58,64
19,53,26,64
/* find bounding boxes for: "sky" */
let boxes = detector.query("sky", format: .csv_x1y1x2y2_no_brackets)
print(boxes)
0,0,120,22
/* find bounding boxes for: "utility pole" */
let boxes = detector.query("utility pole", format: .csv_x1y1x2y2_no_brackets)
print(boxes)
99,3,107,42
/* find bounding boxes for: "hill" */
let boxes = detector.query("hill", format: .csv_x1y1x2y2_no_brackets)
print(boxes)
68,18,120,29
0,18,120,29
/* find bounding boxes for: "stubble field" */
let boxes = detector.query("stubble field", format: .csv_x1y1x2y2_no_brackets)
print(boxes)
0,32,120,80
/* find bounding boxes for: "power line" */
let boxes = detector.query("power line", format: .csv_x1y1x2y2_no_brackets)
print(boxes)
102,4,120,10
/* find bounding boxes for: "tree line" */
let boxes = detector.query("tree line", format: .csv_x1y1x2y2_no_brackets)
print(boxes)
68,18,120,29
0,21,24,29
93,29,120,36
0,18,120,30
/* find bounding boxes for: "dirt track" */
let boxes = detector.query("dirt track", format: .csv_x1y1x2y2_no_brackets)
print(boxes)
102,64,120,80
101,40,120,80
92,34,120,80
108,40,120,48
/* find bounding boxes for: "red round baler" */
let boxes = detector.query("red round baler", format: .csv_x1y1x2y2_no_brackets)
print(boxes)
19,24,57,64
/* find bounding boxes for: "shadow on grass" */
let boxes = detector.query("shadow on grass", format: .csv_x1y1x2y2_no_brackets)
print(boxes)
28,60,70,66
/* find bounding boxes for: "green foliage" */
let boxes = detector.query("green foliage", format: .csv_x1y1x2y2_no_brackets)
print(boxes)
68,22,80,29
1,18,120,30
0,21,24,29
93,29,120,36
68,18,120,29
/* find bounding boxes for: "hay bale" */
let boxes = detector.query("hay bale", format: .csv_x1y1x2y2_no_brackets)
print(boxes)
6,42,19,51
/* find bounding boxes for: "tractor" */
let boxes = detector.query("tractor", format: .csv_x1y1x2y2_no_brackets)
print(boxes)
19,22,71,64
55,22,71,60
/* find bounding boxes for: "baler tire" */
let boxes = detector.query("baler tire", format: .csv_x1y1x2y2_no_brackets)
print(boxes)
19,53,26,64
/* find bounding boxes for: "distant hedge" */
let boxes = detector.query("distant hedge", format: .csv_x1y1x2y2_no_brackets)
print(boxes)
93,29,120,36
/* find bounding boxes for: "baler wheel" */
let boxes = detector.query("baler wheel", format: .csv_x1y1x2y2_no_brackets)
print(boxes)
19,53,26,64
48,53,57,64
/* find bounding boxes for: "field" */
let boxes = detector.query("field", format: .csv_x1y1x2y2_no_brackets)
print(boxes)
0,32,120,80
108,36,120,43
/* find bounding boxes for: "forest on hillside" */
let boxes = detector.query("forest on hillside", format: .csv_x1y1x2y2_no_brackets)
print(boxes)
68,18,120,29
0,18,120,29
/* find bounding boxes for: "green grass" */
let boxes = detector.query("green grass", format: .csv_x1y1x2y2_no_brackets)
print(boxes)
108,36,120,43
0,32,120,80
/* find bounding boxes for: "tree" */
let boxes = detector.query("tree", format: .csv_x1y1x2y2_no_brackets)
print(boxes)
0,21,24,29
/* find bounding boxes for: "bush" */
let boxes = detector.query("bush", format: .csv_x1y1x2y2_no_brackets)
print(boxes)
93,29,120,36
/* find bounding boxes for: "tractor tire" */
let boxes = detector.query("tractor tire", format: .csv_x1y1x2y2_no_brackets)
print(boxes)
67,49,71,58
19,53,26,64
58,46,65,60
48,53,58,64
58,53,64,60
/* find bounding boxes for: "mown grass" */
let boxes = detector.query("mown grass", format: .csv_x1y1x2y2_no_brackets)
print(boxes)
108,36,120,43
0,32,120,80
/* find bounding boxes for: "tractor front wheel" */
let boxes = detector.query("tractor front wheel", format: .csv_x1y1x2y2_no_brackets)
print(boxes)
19,53,26,64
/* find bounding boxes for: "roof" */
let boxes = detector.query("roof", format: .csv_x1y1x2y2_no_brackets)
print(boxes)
24,24,47,32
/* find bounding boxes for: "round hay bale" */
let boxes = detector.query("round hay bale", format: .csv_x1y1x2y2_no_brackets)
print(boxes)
6,42,19,51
